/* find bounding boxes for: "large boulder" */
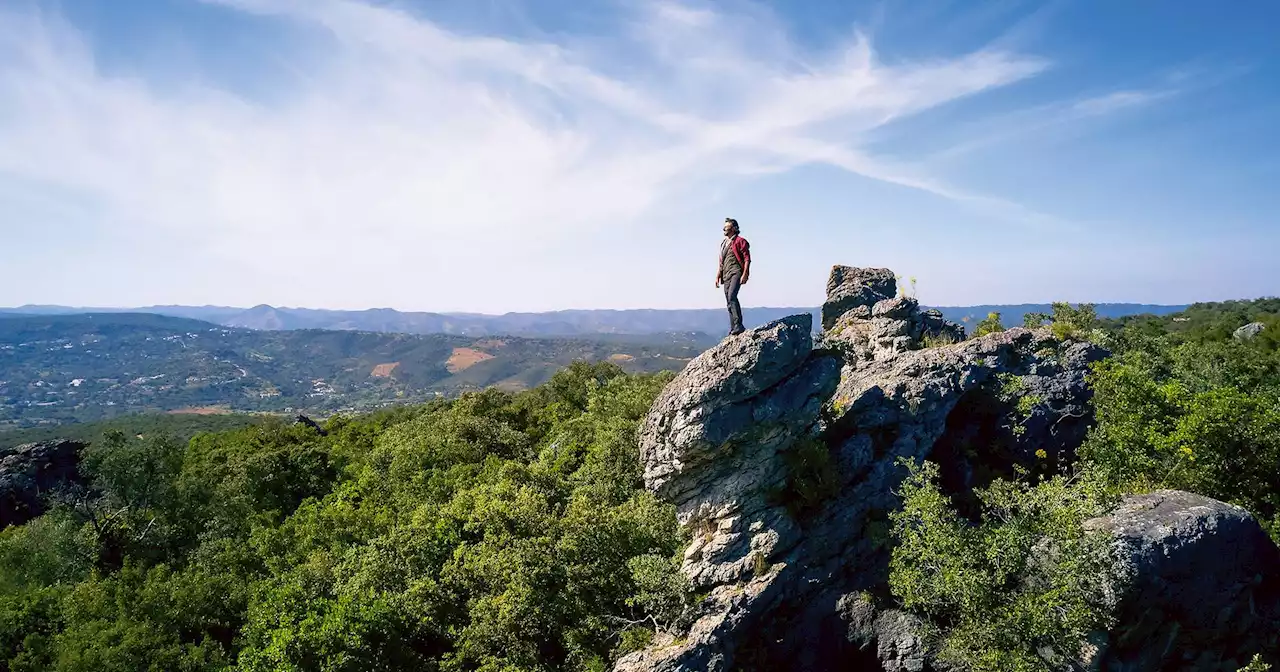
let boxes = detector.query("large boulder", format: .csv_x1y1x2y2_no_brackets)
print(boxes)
1234,322,1266,341
1081,491,1280,671
618,268,1109,672
0,440,85,529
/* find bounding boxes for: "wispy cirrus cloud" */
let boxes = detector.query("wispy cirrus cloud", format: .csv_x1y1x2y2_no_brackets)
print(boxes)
0,0,1154,309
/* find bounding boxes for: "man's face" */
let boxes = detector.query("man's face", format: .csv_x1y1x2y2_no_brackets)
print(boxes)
723,222,735,236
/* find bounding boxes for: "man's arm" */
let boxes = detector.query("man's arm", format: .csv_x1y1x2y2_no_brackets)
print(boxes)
738,239,751,284
715,243,724,287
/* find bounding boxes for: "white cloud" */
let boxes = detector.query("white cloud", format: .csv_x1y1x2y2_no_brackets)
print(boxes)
0,0,1059,310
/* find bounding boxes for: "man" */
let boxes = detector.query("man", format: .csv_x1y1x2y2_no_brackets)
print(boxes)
715,217,751,336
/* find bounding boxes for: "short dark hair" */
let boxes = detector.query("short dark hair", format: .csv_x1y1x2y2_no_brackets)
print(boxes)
724,217,739,229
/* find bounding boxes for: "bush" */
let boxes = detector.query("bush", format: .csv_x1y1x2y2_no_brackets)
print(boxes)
973,312,1005,337
1082,345,1280,538
888,460,1118,672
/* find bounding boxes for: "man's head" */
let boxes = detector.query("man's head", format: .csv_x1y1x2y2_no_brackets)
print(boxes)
723,217,739,237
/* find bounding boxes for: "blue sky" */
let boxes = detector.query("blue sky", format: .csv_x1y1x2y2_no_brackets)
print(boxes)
1,0,1277,312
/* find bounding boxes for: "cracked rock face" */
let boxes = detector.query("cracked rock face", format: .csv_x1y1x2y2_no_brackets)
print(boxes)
820,266,898,332
617,265,1280,672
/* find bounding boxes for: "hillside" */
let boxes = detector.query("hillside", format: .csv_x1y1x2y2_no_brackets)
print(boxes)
1102,296,1280,348
1,270,1276,672
1,302,1188,337
0,413,264,451
0,313,712,428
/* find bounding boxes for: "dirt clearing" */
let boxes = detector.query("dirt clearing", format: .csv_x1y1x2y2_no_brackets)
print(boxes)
446,347,495,373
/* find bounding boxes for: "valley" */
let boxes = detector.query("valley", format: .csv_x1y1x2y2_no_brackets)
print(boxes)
0,313,713,429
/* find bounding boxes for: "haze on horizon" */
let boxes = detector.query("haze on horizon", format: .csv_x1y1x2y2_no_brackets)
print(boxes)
1,0,1277,314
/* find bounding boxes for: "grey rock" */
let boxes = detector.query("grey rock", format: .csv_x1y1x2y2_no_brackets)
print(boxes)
821,266,897,331
920,309,966,344
620,267,1279,672
1082,490,1280,671
618,269,1111,672
639,314,825,512
839,593,930,672
821,295,967,364
1234,322,1266,341
0,440,85,529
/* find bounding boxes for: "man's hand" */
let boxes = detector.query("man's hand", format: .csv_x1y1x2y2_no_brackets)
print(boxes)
715,275,721,288
740,273,749,285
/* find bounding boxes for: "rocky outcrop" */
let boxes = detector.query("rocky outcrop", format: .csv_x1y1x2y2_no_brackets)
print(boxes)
618,265,1280,672
821,268,967,362
639,314,840,588
0,440,85,529
1081,491,1280,671
1234,322,1266,341
617,267,1106,672
821,266,898,331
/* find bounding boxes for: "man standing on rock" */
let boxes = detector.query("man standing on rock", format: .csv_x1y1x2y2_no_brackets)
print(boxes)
715,217,751,336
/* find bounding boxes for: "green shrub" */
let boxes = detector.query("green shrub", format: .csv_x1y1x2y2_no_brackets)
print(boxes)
1241,654,1273,671
1047,302,1099,341
1082,346,1280,538
888,460,1117,672
973,312,1006,337
773,437,841,519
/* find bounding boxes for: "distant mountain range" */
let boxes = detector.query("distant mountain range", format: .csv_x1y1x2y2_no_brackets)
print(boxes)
0,302,1190,336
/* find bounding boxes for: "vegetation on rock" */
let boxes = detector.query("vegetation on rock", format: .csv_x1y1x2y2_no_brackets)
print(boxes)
972,311,1006,337
889,460,1117,672
887,296,1280,670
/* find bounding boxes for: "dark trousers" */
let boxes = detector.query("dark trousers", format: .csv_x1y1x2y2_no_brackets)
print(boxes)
723,273,744,334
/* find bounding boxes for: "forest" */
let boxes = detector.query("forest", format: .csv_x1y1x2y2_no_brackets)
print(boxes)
0,297,1277,671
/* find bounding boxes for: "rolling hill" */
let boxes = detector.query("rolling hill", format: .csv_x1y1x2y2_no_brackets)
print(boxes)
0,302,1189,336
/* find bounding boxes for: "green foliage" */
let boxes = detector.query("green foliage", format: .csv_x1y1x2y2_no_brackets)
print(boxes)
973,312,1005,337
626,554,697,633
0,413,264,452
1082,343,1280,537
888,460,1117,672
1104,297,1280,353
0,361,687,671
773,437,841,519
1047,302,1099,341
993,374,1045,438
1240,654,1273,671
887,294,1280,669
922,332,960,348
1014,302,1102,341
1022,312,1051,329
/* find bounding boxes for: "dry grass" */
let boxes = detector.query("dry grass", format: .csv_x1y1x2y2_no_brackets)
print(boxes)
446,347,495,373
370,362,400,377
